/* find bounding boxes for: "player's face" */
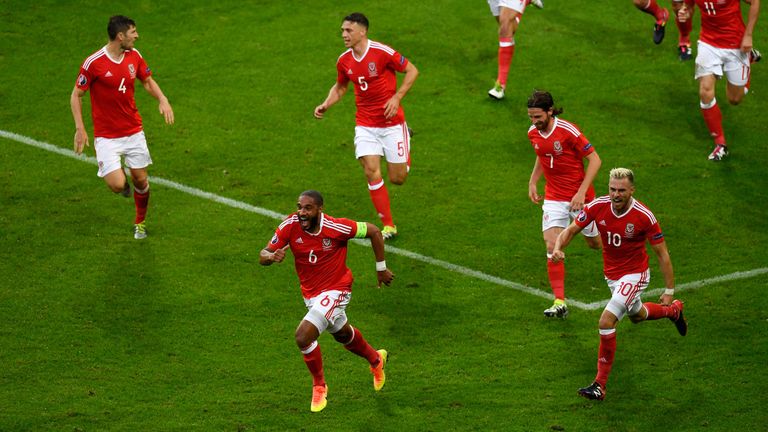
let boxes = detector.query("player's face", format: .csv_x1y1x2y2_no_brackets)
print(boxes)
341,21,366,48
608,178,635,214
296,195,322,233
119,26,139,50
527,108,553,131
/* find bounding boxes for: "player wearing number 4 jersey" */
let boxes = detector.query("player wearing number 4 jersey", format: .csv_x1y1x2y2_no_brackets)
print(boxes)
526,91,602,318
70,15,174,239
260,190,394,412
552,168,687,401
314,13,419,240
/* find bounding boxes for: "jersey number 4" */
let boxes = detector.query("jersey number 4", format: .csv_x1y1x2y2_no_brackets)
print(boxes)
118,78,127,94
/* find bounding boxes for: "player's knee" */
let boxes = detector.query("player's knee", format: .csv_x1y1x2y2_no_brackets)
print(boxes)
389,173,407,185
727,93,743,105
331,329,353,344
628,313,645,324
295,332,314,349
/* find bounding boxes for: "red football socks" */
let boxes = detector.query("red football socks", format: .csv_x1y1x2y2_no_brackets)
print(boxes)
301,342,326,387
643,302,678,320
547,258,566,301
368,180,394,227
343,327,380,366
700,100,726,145
595,330,617,388
497,38,515,88
134,186,150,224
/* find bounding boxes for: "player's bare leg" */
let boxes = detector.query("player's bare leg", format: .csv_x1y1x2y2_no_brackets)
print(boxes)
103,167,131,197
360,155,397,239
332,323,387,391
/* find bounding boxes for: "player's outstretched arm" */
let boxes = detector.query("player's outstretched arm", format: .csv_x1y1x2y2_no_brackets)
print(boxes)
142,77,174,125
259,246,286,266
70,87,90,155
365,222,394,287
314,82,348,119
651,240,675,305
551,222,582,263
384,62,419,119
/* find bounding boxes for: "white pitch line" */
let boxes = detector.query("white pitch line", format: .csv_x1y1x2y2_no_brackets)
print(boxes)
3,129,765,311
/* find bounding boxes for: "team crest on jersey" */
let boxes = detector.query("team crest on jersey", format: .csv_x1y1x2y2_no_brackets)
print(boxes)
270,234,279,244
322,238,332,250
553,141,563,154
77,74,87,86
368,62,378,77
625,223,635,237
128,64,136,78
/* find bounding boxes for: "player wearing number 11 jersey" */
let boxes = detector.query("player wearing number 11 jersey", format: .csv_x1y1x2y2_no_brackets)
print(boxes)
526,91,602,318
552,168,687,401
314,12,419,241
260,190,394,412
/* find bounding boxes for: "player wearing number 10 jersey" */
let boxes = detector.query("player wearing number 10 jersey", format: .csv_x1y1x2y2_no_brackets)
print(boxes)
314,12,419,241
260,190,394,412
552,168,687,401
526,90,602,318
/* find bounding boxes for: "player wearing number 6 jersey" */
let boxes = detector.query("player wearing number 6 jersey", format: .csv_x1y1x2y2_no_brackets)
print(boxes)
552,168,688,401
260,190,394,412
314,12,419,241
526,91,602,318
70,15,174,239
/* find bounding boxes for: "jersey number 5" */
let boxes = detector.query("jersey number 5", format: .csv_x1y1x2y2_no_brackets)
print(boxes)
357,76,368,91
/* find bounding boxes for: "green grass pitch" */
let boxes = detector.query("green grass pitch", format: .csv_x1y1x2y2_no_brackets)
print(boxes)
1,0,767,430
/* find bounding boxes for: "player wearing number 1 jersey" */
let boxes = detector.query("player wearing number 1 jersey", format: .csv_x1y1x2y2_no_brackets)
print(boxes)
70,15,174,239
260,190,394,412
526,91,602,318
552,168,687,401
677,0,760,161
314,13,419,241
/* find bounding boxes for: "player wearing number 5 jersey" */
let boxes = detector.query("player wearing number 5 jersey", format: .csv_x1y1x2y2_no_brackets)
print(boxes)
70,15,174,239
260,190,394,413
552,168,688,401
314,12,419,241
526,91,602,318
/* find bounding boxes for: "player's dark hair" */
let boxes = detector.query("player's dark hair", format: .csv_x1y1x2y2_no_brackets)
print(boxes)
108,15,136,40
300,190,324,207
527,90,564,116
343,12,369,29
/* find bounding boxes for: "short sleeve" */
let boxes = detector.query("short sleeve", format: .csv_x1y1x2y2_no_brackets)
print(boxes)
646,222,665,245
137,55,151,81
574,206,595,229
75,66,92,91
389,50,409,73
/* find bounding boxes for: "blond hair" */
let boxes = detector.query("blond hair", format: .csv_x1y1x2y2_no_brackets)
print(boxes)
609,167,634,185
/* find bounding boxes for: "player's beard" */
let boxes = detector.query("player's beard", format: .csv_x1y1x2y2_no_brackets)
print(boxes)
300,215,320,233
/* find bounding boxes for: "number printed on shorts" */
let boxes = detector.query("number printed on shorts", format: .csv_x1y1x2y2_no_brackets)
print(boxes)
619,281,635,296
320,295,330,307
397,141,405,157
308,249,318,264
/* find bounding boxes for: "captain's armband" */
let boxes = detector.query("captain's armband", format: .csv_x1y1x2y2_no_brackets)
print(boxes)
354,222,368,239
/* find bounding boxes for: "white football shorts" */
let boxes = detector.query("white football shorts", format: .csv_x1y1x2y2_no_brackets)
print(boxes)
303,290,351,334
487,0,526,15
604,270,650,321
94,130,152,177
542,200,599,237
695,40,751,86
354,123,411,165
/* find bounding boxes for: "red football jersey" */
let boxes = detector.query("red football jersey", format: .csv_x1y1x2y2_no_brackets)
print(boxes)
267,213,366,299
75,47,151,138
336,40,409,127
696,0,746,49
528,118,596,202
575,196,665,280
